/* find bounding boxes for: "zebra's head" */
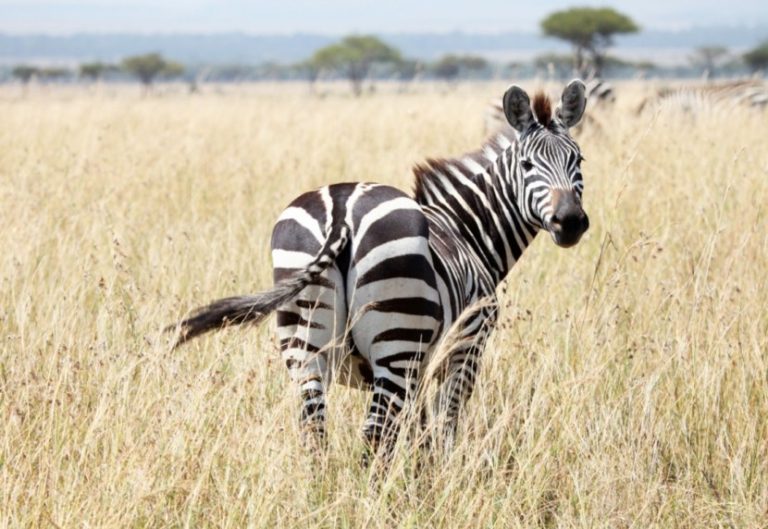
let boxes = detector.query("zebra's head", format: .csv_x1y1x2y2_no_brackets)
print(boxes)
502,80,589,248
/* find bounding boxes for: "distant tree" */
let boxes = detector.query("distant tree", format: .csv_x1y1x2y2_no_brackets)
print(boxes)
432,54,489,82
458,55,489,73
630,59,657,78
743,41,768,73
533,53,575,79
633,60,657,71
11,65,39,85
121,53,185,87
432,55,461,81
393,59,420,81
504,61,524,75
79,62,117,82
38,67,70,82
308,35,402,96
689,46,729,78
208,64,257,82
541,7,639,77
392,59,422,92
296,59,321,90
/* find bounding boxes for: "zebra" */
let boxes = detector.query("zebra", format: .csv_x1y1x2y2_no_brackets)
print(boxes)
635,79,768,116
168,80,590,460
584,78,616,104
484,77,613,136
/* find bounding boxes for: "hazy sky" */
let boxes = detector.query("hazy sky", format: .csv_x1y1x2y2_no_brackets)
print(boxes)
1,0,766,34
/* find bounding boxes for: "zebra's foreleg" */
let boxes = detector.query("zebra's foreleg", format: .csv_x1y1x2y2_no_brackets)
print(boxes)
433,343,483,450
428,305,495,452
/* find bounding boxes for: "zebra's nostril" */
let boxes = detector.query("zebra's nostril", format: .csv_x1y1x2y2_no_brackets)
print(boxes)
550,214,562,229
558,213,582,232
549,209,587,248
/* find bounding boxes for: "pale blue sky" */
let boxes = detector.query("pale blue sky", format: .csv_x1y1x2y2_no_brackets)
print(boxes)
1,0,766,34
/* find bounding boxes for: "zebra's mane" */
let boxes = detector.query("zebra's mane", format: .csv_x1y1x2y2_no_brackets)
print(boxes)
412,129,516,206
531,91,553,127
412,91,556,205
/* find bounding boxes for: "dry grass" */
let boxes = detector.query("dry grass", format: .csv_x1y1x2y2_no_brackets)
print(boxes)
1,81,767,528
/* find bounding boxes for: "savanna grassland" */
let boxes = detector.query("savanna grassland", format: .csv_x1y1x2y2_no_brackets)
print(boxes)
1,81,767,528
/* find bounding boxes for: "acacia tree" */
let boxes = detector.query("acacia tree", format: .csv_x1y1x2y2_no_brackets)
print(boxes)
295,59,322,92
432,55,489,83
743,41,768,73
38,67,70,82
11,65,39,85
121,53,184,88
308,35,402,96
689,46,729,78
541,7,639,77
392,59,422,93
393,59,420,81
79,62,117,82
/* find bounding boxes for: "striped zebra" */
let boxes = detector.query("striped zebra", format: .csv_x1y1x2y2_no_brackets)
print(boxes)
168,80,590,459
584,78,616,104
635,79,768,116
484,78,613,135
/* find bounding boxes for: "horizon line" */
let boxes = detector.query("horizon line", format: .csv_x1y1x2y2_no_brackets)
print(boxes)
1,22,767,38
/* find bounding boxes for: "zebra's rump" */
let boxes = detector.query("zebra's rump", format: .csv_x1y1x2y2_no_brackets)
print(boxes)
270,182,443,389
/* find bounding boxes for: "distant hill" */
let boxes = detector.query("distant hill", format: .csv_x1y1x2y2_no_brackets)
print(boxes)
1,26,767,66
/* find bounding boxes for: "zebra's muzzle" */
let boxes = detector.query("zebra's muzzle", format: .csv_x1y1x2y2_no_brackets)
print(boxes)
547,191,589,248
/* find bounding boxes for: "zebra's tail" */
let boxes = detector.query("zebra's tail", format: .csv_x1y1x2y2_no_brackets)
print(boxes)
166,224,350,348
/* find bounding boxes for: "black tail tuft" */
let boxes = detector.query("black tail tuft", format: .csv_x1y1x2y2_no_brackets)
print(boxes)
165,277,306,348
164,295,262,348
166,224,350,348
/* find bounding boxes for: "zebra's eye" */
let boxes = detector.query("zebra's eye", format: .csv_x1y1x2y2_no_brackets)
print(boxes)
520,159,534,172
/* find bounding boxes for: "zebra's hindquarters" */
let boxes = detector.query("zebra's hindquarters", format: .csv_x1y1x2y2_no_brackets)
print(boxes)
270,182,443,451
270,183,443,390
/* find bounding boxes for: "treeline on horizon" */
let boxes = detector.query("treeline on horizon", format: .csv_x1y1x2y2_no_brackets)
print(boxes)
2,54,762,80
4,48,768,86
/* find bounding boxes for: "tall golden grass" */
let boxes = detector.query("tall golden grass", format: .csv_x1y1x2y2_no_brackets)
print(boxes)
1,81,767,528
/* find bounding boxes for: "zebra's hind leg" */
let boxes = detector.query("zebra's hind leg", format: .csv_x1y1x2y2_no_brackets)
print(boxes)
350,298,438,466
359,356,422,467
357,324,435,465
277,316,332,448
275,272,347,449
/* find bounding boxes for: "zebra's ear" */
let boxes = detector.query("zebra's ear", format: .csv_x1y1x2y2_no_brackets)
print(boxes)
502,85,535,133
556,79,587,128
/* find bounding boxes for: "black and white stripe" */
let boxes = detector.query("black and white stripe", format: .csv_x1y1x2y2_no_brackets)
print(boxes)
584,78,616,104
168,80,590,460
636,79,768,115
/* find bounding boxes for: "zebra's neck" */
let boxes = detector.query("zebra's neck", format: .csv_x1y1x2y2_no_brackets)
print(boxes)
412,131,539,283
